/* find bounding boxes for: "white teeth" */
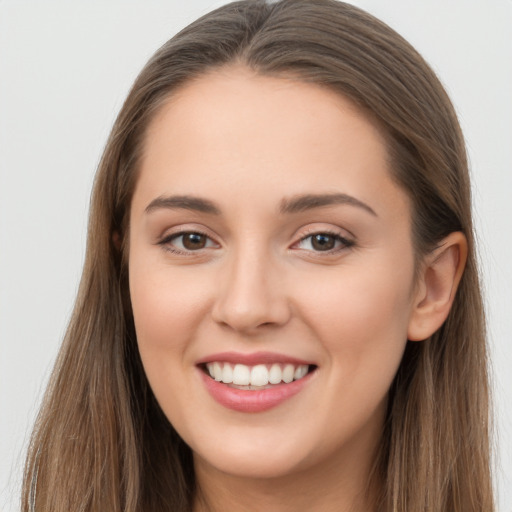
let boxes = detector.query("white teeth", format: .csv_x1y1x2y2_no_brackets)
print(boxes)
206,362,310,386
282,364,294,383
213,362,223,381
250,364,269,387
269,363,282,384
294,365,308,380
233,364,250,385
221,364,233,383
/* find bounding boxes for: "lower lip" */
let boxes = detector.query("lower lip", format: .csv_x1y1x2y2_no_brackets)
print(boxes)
199,369,314,413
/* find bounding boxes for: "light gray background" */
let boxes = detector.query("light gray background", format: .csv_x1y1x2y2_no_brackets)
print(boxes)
1,1,511,511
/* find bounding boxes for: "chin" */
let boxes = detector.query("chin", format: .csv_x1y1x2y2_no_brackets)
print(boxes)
185,420,314,478
194,443,310,480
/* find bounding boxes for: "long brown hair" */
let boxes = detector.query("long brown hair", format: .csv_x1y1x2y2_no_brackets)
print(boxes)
22,1,494,510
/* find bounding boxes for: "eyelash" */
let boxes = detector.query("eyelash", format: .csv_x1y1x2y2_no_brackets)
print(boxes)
158,230,215,255
157,229,355,255
294,229,355,254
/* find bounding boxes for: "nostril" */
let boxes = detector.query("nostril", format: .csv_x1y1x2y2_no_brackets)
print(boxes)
211,270,291,332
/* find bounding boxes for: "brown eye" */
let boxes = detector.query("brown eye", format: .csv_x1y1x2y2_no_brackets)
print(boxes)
160,231,217,253
311,234,336,251
181,232,208,250
295,232,354,253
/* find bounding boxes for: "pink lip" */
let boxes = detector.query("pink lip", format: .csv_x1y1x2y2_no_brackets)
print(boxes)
198,365,316,413
196,351,313,366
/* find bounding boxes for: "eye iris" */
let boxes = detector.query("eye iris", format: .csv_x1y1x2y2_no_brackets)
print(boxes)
182,233,207,250
311,234,335,251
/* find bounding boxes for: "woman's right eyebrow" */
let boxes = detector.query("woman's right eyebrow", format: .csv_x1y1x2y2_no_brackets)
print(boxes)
145,195,221,215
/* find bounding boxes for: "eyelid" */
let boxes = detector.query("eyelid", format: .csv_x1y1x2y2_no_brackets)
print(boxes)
155,223,355,256
156,225,221,254
290,225,356,253
156,222,218,241
297,223,354,240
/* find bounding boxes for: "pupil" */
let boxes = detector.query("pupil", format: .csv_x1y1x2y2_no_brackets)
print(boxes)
183,233,206,250
312,234,335,251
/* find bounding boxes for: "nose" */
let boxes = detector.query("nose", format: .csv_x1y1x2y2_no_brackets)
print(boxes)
211,247,291,333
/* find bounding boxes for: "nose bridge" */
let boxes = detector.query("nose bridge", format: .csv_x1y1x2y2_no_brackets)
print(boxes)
212,239,289,332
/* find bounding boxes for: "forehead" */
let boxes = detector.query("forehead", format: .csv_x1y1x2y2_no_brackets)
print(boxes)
134,67,409,224
144,66,388,165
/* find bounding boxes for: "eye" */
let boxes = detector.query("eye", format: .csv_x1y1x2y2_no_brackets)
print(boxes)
160,231,218,253
296,232,354,252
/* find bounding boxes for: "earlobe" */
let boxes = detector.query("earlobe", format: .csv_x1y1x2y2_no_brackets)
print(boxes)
112,231,122,251
407,231,468,341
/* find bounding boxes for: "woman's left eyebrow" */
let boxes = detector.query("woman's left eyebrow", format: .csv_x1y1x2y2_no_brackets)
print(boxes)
280,193,377,217
145,195,221,215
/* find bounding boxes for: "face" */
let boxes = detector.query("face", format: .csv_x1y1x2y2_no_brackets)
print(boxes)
128,68,417,481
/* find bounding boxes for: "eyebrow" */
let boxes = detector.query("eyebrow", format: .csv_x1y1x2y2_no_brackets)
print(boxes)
145,195,221,215
279,193,377,216
144,192,377,217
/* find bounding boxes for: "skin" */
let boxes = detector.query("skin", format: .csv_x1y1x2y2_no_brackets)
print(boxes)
128,67,466,512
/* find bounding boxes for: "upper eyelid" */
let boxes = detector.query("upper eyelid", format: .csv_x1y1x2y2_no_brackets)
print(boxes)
290,225,356,254
299,228,346,238
159,231,220,249
157,231,220,256
161,229,210,241
293,232,353,250
294,224,355,241
156,224,355,247
157,224,218,241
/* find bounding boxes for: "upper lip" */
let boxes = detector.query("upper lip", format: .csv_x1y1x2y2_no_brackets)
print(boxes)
196,351,314,366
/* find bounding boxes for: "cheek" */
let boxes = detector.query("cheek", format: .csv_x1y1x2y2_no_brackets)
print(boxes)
129,259,209,351
128,260,209,414
287,260,414,453
128,262,209,425
297,256,414,385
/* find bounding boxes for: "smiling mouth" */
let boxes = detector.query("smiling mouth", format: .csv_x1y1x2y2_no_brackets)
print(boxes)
203,362,316,390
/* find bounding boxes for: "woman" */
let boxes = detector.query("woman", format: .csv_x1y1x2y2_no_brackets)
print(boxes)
21,0,494,510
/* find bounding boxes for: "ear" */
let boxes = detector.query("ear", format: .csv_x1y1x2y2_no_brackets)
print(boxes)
407,231,468,341
112,230,122,251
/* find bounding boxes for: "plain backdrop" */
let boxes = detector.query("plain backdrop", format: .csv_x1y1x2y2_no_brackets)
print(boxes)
0,1,511,511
